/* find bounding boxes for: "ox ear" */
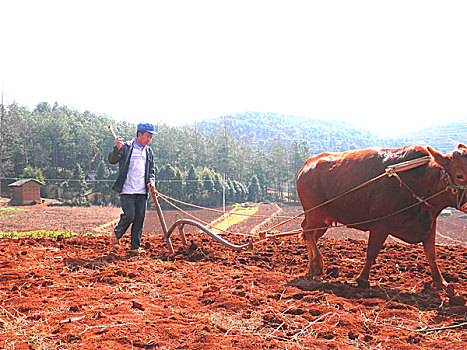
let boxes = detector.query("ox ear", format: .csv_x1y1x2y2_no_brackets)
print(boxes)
427,146,450,169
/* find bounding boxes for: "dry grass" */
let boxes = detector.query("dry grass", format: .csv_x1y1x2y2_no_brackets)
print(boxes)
0,305,64,350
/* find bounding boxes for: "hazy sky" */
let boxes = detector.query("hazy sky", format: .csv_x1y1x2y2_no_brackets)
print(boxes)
1,0,466,136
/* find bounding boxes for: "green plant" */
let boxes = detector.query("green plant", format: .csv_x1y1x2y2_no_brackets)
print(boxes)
0,207,29,220
0,230,85,239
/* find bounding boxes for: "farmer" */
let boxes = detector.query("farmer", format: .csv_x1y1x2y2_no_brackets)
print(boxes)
108,123,156,254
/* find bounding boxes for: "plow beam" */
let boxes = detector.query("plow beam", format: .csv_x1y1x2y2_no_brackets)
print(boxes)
151,190,253,252
166,219,254,251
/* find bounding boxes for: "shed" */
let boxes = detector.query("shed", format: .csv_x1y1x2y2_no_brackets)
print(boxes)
8,178,45,205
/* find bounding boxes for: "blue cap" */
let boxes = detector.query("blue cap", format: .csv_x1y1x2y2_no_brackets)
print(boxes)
137,123,156,135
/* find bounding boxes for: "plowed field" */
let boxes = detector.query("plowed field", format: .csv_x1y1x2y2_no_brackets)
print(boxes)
1,202,467,349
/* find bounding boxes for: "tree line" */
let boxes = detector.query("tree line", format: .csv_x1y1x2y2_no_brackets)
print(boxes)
0,102,398,208
0,102,312,207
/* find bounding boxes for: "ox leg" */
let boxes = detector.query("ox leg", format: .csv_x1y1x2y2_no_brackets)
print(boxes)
303,228,327,279
423,230,448,289
356,230,388,289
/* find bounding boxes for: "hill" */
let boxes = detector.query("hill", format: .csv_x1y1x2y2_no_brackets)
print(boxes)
188,112,466,154
188,112,389,153
402,120,467,153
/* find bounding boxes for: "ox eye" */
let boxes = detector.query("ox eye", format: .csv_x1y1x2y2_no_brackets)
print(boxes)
457,174,465,181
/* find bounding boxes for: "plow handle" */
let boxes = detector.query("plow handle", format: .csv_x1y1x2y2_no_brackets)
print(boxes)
150,189,174,253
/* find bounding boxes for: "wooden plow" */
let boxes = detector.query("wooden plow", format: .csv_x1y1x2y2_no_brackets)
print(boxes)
150,190,254,253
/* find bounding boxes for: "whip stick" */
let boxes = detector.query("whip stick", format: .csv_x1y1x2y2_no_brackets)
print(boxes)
107,125,117,139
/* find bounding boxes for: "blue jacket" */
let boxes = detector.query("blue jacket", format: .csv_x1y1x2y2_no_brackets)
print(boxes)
108,141,156,194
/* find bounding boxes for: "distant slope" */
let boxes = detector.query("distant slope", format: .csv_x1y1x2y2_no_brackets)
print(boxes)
401,120,467,153
188,112,388,153
186,112,466,154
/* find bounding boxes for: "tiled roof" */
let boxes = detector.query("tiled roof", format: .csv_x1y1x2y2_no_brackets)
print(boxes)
8,178,45,187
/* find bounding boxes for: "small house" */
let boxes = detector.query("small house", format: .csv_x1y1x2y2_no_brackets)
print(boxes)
8,178,45,205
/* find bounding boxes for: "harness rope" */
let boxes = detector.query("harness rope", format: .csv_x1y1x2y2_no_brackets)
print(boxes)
153,155,465,245
155,170,435,240
440,169,467,211
262,172,390,234
154,190,256,237
256,187,449,244
153,189,300,220
262,157,466,240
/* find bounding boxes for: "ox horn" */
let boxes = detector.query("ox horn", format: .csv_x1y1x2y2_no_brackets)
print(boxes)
453,144,467,157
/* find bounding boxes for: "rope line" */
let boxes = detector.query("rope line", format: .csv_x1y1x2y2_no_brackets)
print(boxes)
263,172,389,234
153,189,302,220
299,188,447,234
154,168,440,239
154,192,256,237
153,156,450,244
260,188,448,244
261,157,439,235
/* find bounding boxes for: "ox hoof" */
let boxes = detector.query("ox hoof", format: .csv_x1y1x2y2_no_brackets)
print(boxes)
356,278,370,289
433,281,449,291
310,268,324,277
304,274,322,283
446,283,457,295
449,294,466,306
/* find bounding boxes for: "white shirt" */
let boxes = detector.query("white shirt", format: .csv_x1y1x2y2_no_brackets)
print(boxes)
121,140,147,194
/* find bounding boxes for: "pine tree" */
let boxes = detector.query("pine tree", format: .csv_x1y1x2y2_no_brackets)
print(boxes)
213,172,225,207
20,166,45,183
68,164,88,204
164,164,177,198
226,178,236,204
94,159,110,205
184,165,200,204
201,168,215,206
173,168,183,199
248,175,260,202
289,141,310,201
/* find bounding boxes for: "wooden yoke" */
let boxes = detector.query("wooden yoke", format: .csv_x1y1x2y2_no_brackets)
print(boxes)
385,156,431,175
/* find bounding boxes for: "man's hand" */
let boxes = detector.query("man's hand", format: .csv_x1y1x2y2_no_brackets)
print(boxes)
115,136,124,150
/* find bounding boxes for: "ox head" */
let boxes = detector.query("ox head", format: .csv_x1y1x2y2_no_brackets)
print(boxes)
427,144,467,212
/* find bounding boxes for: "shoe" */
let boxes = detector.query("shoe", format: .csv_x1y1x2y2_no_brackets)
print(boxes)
111,235,120,247
129,248,145,256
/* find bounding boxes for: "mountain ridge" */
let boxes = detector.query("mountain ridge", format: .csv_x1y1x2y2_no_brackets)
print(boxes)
185,111,466,154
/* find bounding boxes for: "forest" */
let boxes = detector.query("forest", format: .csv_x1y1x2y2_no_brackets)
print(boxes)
0,102,463,208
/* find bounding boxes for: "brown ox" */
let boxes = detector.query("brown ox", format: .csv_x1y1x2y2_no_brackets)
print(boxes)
296,144,467,289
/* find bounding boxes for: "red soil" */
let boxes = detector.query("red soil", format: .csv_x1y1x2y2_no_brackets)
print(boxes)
1,202,467,349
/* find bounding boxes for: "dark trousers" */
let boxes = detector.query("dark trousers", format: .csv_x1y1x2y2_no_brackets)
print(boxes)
114,194,147,250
